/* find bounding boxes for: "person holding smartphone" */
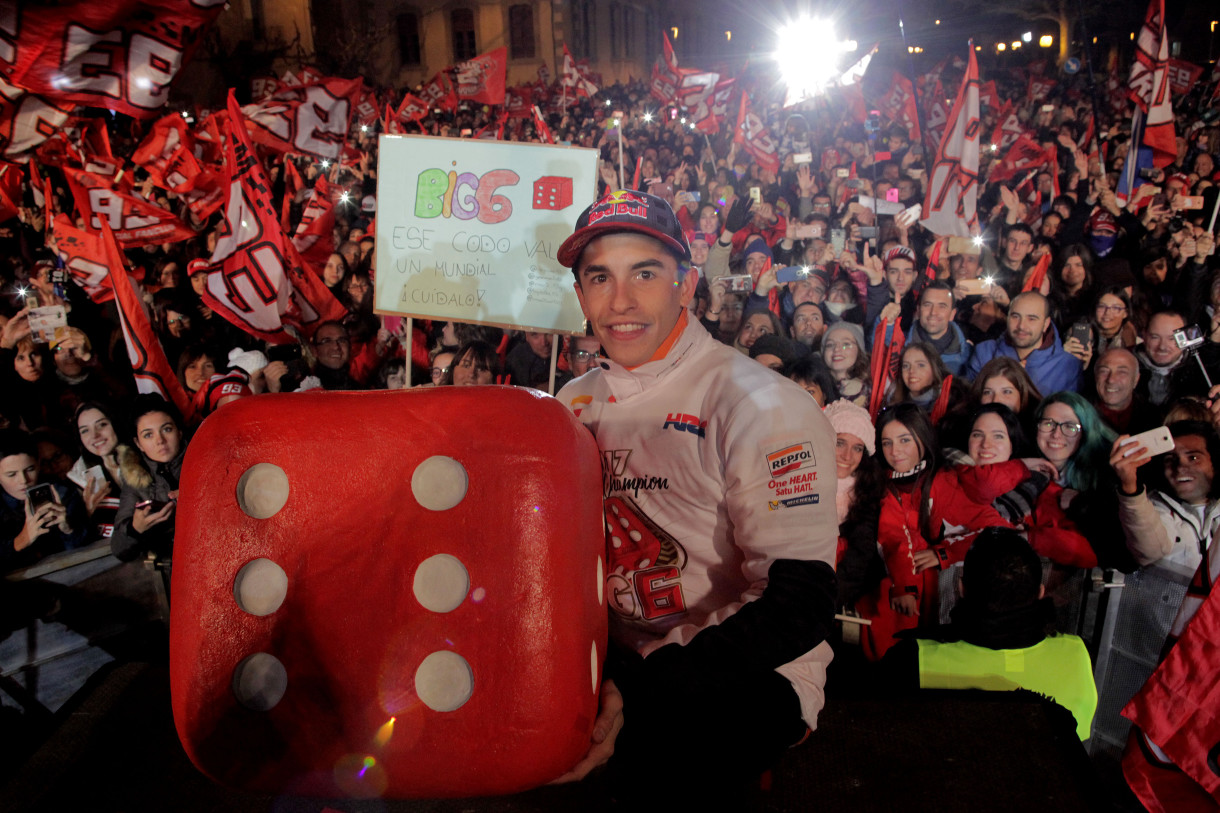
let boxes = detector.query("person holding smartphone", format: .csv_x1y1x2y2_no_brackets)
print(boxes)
1,428,88,569
110,396,188,564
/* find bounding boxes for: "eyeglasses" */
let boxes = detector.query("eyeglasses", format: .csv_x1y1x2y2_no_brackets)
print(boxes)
571,350,601,363
1036,419,1082,437
167,315,190,325
430,365,451,380
1095,304,1127,315
314,336,350,348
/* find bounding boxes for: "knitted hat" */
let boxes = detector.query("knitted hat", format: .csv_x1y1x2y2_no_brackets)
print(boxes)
228,347,269,376
824,321,865,352
743,236,772,260
749,333,797,366
823,399,876,454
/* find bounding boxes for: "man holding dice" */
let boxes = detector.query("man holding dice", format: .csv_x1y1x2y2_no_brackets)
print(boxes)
554,190,838,804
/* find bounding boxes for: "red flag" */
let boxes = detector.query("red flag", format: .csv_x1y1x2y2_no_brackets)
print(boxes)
678,71,720,133
1021,252,1052,294
650,32,682,104
419,71,458,112
1127,0,1176,167
241,77,363,160
989,135,1052,184
0,77,72,162
931,374,954,425
920,48,980,239
454,47,508,105
880,73,921,144
0,163,20,223
869,319,905,420
51,213,112,303
978,80,999,111
397,92,430,123
988,102,1026,151
384,103,407,135
2,1,224,119
251,75,279,102
1028,76,1057,103
560,44,599,98
532,106,554,145
200,90,346,344
97,215,192,416
131,114,201,194
924,96,949,152
924,239,944,281
291,174,337,269
280,157,303,233
63,166,196,247
734,93,779,175
354,89,380,127
504,86,532,119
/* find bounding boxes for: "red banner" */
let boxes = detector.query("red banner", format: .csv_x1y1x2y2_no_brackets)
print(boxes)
51,213,112,303
132,113,201,193
734,92,779,175
291,175,336,270
560,44,598,98
988,135,1051,184
0,77,71,162
419,71,458,112
98,215,193,416
0,0,225,119
978,80,999,111
988,102,1025,151
454,47,507,105
397,92,429,122
63,166,196,247
1165,59,1203,98
1128,0,1176,167
354,88,379,127
199,90,346,344
250,75,278,102
677,71,720,133
650,32,681,105
0,162,19,223
240,76,362,160
881,72,921,144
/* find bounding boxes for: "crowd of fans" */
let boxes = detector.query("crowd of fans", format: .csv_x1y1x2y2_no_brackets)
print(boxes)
1,53,1218,770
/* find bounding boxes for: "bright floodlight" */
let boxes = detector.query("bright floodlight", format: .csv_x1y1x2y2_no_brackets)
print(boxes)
778,17,849,101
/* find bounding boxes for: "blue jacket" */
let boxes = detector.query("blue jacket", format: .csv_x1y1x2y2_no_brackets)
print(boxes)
966,323,1083,395
907,321,973,377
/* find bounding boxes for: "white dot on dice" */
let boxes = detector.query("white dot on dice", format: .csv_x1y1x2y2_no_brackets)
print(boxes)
236,462,290,519
415,651,473,712
413,554,469,613
411,456,468,511
233,558,288,616
232,652,288,711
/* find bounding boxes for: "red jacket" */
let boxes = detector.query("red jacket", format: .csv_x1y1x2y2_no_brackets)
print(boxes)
878,468,1011,599
954,461,1098,569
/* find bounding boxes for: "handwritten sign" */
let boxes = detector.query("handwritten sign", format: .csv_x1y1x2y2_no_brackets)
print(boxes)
374,135,598,333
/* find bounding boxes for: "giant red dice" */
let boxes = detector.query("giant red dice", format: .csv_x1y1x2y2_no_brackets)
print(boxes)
532,176,573,210
170,387,607,798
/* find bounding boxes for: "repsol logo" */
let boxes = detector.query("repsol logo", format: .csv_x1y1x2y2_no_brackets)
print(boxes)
662,413,707,438
766,442,815,477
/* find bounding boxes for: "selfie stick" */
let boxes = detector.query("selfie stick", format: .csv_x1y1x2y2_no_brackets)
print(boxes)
1196,353,1214,390
1207,191,1219,233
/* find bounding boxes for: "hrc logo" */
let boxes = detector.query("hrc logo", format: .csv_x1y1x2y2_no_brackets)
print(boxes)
662,412,707,438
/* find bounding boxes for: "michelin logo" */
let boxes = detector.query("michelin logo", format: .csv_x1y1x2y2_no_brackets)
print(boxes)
767,494,821,511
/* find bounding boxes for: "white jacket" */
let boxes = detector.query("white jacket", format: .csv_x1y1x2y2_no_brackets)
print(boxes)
558,315,838,728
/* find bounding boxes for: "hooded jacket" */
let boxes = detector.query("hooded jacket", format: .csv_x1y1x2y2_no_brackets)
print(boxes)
110,444,184,562
966,322,1083,394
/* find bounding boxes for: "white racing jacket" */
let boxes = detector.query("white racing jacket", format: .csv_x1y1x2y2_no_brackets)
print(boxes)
558,315,838,728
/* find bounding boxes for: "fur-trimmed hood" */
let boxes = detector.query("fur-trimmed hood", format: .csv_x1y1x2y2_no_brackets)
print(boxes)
117,443,153,491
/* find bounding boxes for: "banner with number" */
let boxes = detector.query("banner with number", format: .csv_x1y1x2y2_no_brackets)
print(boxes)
63,166,197,247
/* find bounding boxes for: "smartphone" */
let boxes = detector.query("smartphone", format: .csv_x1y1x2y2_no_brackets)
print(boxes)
946,235,981,256
267,344,303,364
1068,321,1093,348
857,226,878,239
845,178,862,189
793,152,812,164
908,168,924,180
749,187,761,204
835,168,850,179
1041,104,1055,113
1120,426,1174,458
26,483,57,511
776,266,809,284
886,188,900,203
793,223,824,239
830,228,846,255
908,144,923,158
721,274,754,293
1178,195,1205,210
957,278,992,295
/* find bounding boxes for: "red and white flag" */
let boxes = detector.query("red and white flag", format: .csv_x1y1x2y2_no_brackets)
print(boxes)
397,92,430,122
250,75,278,102
560,44,599,98
383,103,407,135
650,32,681,105
97,215,193,416
881,72,921,144
0,77,71,162
1028,76,1057,103
988,135,1053,184
978,80,999,111
131,113,202,194
200,91,346,344
419,71,458,112
989,102,1025,151
454,47,507,105
51,213,112,303
678,71,719,132
920,49,981,239
354,88,380,127
291,174,337,270
63,166,196,248
240,76,362,160
504,86,532,119
0,163,20,224
734,93,779,175
1127,0,1176,167
532,106,554,144
0,0,225,119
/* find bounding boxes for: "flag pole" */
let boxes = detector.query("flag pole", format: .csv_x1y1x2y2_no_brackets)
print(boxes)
1076,0,1108,175
896,2,931,156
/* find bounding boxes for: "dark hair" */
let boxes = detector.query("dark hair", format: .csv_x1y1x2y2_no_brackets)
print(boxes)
969,403,1029,459
442,340,502,385
876,402,943,542
918,279,956,309
128,394,184,440
961,527,1044,614
1152,421,1220,500
1092,286,1133,332
0,427,37,461
176,343,218,393
1004,222,1034,241
151,289,197,337
889,342,950,403
1053,243,1094,292
968,357,1044,416
376,357,406,390
782,355,840,404
1033,392,1115,492
73,401,124,466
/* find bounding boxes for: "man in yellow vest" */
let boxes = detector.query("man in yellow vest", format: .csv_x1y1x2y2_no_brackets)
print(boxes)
884,527,1097,740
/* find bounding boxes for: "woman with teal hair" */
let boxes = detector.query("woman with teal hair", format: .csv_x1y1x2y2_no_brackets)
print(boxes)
1033,391,1134,569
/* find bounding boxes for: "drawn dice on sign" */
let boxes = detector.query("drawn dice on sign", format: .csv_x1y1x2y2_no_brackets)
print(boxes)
604,496,687,621
170,388,607,798
532,176,573,211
